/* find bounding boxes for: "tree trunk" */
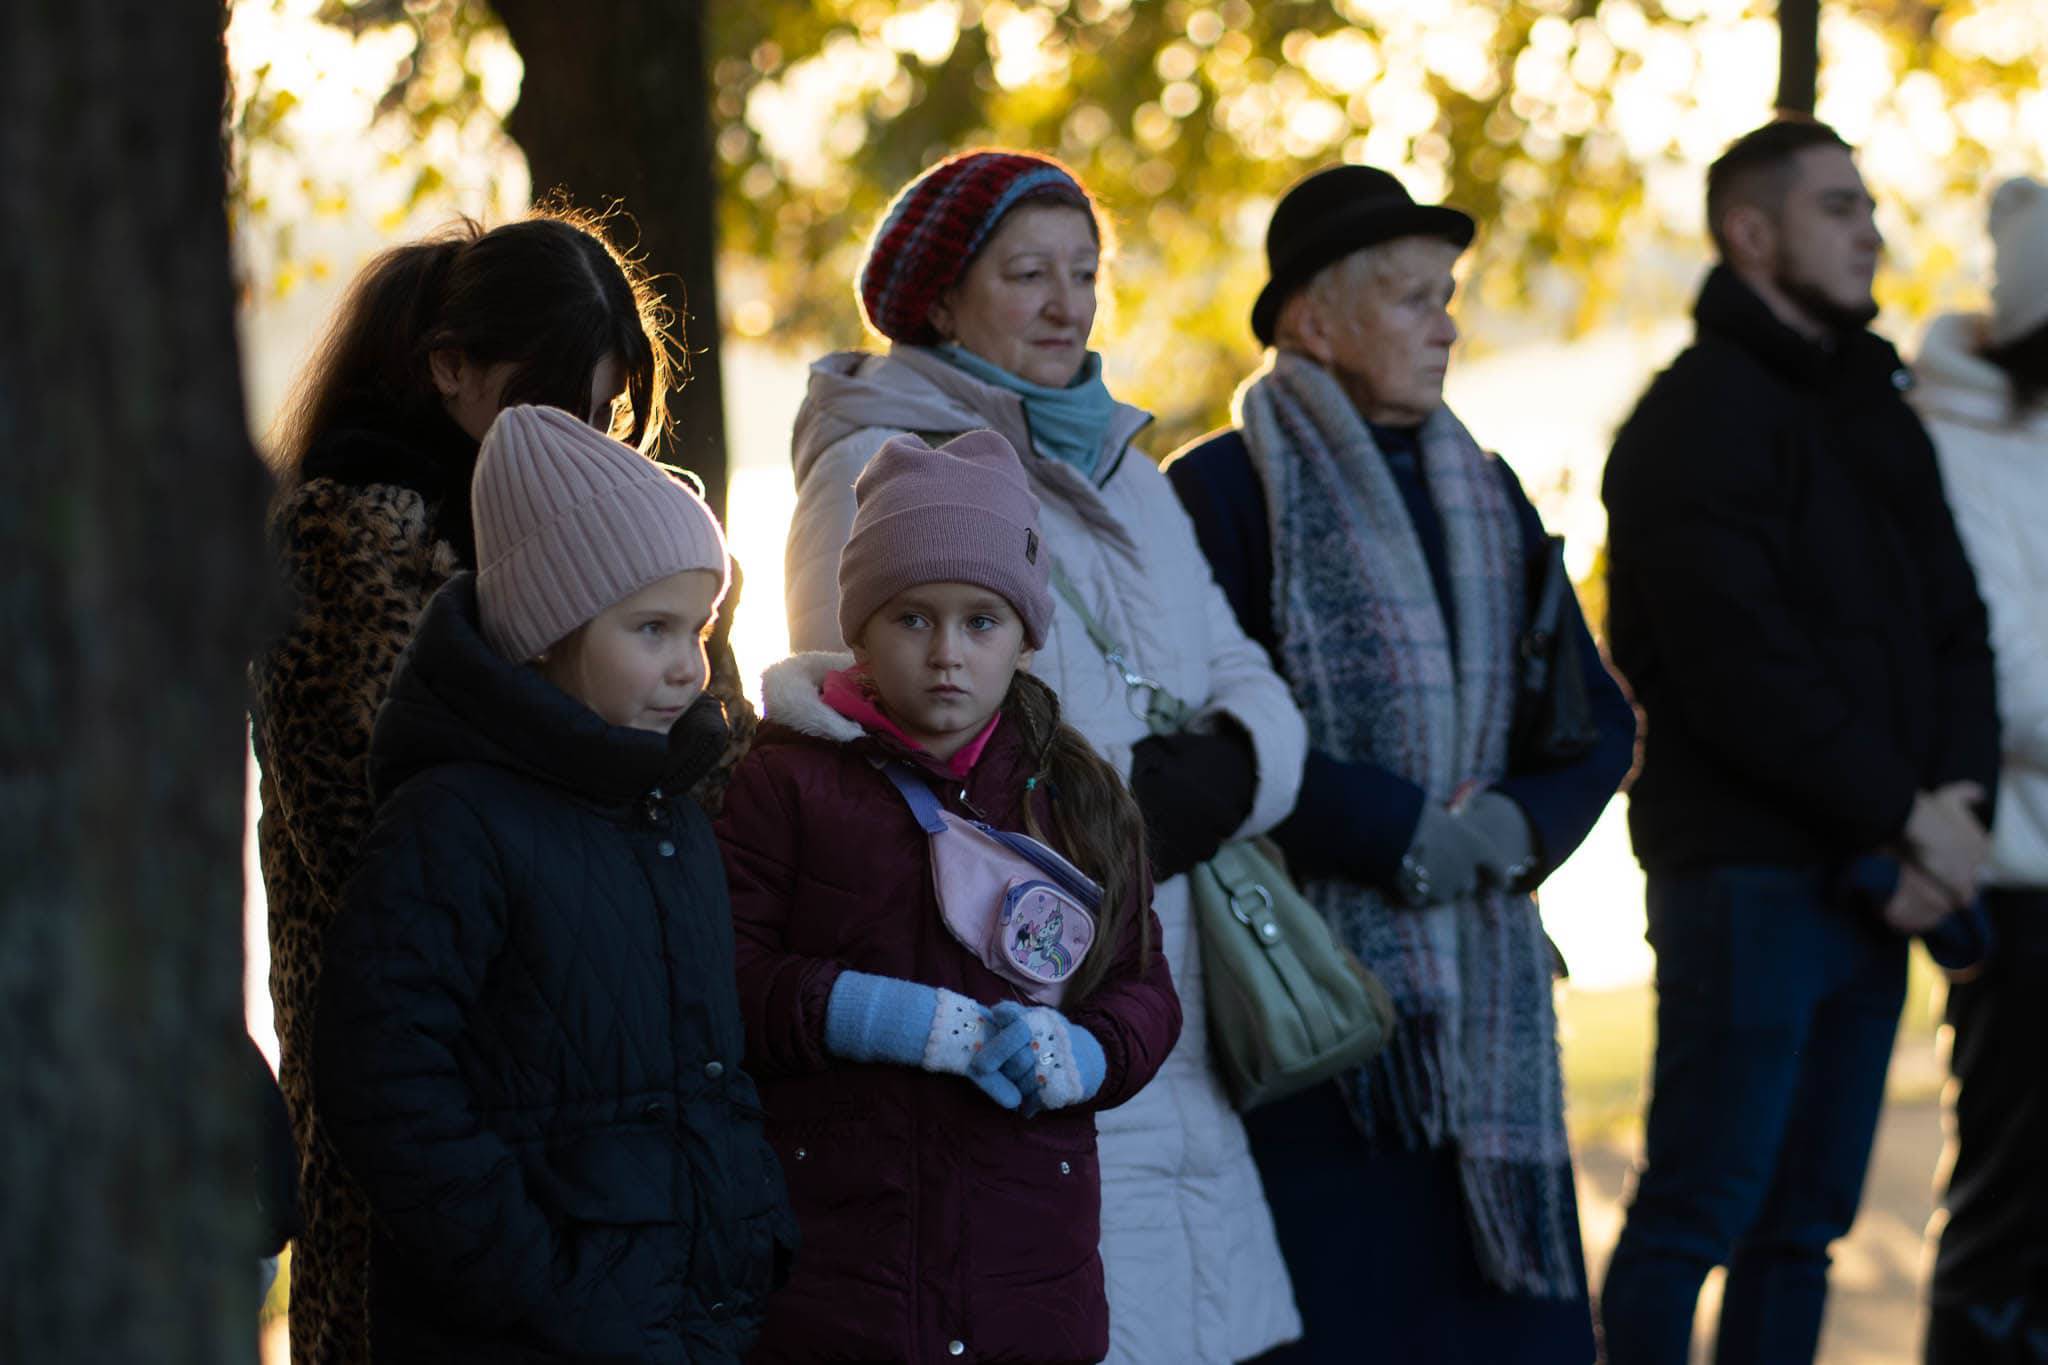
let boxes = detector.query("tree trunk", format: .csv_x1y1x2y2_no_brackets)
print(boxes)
495,0,729,519
0,3,269,1361
1777,0,1820,114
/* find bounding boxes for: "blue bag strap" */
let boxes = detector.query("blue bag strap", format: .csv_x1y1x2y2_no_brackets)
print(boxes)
877,759,1103,910
877,760,949,835
985,828,1103,911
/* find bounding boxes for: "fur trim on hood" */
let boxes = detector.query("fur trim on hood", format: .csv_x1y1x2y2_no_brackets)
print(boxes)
759,651,865,743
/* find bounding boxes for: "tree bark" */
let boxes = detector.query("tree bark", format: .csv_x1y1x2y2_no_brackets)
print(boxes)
1777,0,1820,114
495,0,729,519
0,3,269,1361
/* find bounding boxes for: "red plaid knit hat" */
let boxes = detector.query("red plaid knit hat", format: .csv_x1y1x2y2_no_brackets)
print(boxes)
858,149,1097,345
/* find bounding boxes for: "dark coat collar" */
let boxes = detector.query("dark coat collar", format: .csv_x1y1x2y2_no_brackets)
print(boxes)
370,574,729,807
1693,264,1908,396
300,404,482,566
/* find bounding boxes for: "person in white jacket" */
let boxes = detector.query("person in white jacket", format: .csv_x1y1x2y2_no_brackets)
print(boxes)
784,148,1307,1364
1912,175,2048,1365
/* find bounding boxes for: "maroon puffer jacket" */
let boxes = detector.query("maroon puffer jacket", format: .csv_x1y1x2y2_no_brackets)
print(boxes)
715,658,1180,1365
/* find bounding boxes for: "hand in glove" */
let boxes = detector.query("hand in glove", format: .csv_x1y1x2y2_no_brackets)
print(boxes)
1129,723,1257,882
1397,791,1540,905
1459,790,1537,891
823,971,1026,1109
1396,804,1491,906
973,1000,1107,1117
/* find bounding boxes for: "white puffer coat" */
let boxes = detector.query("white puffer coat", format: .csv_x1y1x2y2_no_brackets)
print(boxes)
1914,312,2048,886
786,345,1307,1362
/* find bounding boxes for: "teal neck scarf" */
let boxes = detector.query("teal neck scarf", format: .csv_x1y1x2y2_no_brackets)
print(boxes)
938,344,1120,481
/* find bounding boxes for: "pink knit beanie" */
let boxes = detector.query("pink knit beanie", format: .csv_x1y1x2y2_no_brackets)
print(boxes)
837,430,1053,649
472,404,729,662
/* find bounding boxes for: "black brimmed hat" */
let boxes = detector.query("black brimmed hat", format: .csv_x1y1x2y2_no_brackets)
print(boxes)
1250,165,1475,345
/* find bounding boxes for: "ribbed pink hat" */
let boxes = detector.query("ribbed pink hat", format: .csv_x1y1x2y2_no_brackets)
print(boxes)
473,405,729,662
838,430,1052,649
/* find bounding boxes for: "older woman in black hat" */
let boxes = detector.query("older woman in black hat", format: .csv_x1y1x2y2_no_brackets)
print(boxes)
1165,166,1636,1362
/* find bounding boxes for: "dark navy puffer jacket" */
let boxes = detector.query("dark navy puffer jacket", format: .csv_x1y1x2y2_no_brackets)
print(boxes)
315,574,794,1364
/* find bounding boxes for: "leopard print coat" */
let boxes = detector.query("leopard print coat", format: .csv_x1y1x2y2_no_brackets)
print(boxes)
252,475,756,1365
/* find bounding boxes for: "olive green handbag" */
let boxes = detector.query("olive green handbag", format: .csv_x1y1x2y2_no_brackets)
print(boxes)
1048,564,1396,1111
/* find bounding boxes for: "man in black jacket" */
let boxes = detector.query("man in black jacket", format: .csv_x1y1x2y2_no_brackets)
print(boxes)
1599,119,2001,1364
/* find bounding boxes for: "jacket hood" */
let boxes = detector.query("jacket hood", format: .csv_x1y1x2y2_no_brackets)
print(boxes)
790,351,992,484
1694,263,1908,395
1912,310,2048,435
789,345,1153,489
370,573,730,804
758,651,866,744
756,650,1032,790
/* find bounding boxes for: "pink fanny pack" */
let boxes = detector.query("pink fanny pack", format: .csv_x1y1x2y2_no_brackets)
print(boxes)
879,762,1098,1004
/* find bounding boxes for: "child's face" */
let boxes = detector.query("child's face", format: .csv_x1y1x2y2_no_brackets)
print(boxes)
537,570,722,733
854,582,1033,761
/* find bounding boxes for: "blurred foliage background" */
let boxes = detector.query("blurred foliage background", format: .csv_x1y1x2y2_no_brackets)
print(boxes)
229,0,2048,454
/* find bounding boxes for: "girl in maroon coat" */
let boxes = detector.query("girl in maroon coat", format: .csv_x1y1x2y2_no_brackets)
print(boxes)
717,430,1181,1364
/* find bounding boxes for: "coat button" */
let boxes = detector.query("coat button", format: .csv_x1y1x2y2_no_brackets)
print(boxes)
947,1341,965,1357
704,1060,724,1080
641,1102,667,1123
1059,1160,1071,1175
657,840,676,858
794,1147,807,1161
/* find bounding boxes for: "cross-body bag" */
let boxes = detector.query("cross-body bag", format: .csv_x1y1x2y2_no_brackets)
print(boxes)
1046,562,1394,1110
877,760,1099,1005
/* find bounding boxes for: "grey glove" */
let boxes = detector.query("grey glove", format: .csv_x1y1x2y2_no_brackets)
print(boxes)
1462,791,1537,890
1397,804,1493,907
1396,794,1538,906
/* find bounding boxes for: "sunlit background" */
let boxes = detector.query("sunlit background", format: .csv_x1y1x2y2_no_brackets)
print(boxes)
229,3,2045,1357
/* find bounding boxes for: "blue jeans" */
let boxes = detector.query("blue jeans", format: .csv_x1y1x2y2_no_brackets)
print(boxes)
1600,865,1907,1365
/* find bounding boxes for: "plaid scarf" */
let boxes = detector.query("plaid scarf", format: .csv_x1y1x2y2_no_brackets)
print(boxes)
1239,353,1580,1298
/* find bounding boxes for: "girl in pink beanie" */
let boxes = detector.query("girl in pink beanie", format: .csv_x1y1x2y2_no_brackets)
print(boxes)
314,405,794,1364
715,430,1183,1365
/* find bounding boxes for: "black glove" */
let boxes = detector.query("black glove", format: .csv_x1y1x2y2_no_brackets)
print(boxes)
1128,723,1258,882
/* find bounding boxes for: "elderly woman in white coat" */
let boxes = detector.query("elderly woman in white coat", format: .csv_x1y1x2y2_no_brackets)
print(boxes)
784,148,1308,1363
1911,175,2048,1365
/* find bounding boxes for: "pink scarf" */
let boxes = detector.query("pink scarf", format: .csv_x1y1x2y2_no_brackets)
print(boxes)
819,666,1001,778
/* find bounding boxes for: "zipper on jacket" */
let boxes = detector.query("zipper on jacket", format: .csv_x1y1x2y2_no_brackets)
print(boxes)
638,783,696,1304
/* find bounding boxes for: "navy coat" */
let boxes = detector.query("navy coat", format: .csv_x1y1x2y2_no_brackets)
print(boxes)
1166,426,1636,892
315,575,793,1363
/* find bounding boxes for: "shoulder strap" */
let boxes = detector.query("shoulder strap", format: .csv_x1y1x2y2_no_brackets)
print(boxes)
879,758,1103,908
877,761,949,835
1046,560,1192,735
1046,559,1125,666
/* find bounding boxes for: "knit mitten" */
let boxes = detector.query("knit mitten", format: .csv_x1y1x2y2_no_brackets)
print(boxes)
823,971,1025,1108
974,1000,1106,1117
